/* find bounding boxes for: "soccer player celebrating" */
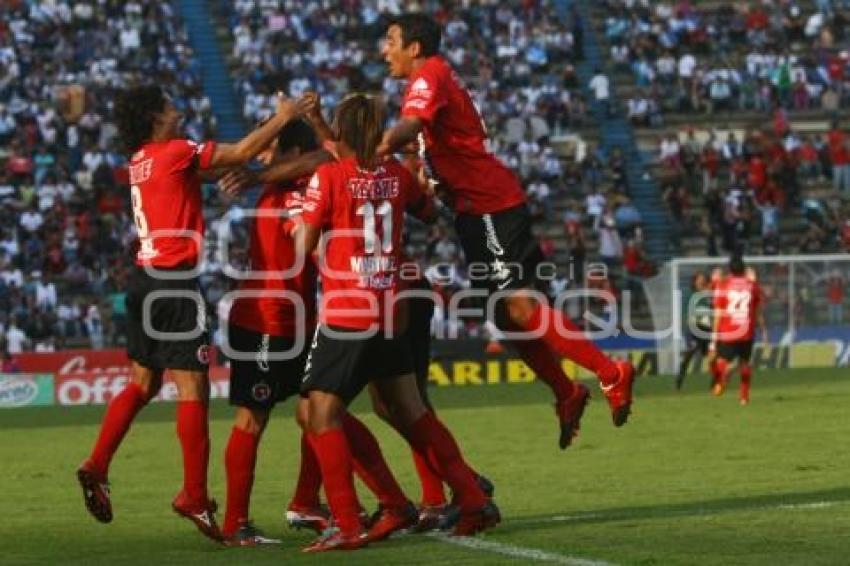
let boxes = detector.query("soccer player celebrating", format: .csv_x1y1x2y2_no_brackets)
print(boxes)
219,119,326,545
378,14,634,448
302,91,494,530
220,119,423,545
76,85,309,542
709,256,766,405
297,94,498,552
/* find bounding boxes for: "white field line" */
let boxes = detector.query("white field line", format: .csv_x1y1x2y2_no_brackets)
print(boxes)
430,532,616,566
428,499,847,564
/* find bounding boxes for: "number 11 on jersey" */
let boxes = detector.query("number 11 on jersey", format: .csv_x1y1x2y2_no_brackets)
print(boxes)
356,201,393,255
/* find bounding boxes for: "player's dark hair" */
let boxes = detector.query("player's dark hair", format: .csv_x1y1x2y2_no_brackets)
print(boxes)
114,85,168,153
277,118,318,155
334,94,384,169
729,255,745,276
388,13,442,57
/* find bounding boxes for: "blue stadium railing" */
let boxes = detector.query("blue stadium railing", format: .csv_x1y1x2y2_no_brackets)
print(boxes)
176,0,245,141
556,0,677,260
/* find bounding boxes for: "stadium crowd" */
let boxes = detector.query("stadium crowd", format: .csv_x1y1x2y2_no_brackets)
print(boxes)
214,0,654,336
588,0,850,257
603,0,850,121
3,0,849,356
0,0,216,353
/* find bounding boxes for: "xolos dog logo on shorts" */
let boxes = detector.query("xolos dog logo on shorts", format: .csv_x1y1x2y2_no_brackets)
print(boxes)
252,382,271,402
196,345,210,365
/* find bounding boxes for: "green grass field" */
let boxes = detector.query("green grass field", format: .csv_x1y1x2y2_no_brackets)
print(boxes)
2,368,849,565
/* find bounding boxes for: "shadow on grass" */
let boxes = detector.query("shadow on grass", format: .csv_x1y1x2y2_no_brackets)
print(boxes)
498,486,850,533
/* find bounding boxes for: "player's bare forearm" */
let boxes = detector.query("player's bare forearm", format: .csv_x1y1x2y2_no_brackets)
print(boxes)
306,111,335,143
209,96,307,168
258,150,333,185
295,222,322,259
301,91,335,143
199,168,228,182
378,117,423,157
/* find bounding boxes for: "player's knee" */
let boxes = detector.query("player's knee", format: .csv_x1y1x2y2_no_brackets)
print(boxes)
502,294,535,329
740,365,752,380
295,399,310,431
131,367,163,401
306,392,344,434
235,407,268,436
171,370,209,402
370,394,392,424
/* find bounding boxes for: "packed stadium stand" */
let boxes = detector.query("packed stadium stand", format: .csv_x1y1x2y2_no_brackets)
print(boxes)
1,0,849,354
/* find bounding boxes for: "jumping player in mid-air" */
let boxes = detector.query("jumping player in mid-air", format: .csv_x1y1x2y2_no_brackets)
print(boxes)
377,14,635,448
76,85,310,542
710,257,766,405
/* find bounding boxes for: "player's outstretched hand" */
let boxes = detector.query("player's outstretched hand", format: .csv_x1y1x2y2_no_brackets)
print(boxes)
218,168,257,196
293,94,316,118
275,91,301,118
301,91,323,119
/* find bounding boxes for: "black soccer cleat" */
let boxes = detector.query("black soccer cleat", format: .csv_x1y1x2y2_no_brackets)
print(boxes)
77,460,113,523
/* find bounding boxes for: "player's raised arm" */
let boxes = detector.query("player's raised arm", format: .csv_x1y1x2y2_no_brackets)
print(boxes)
377,116,424,157
206,94,310,169
259,150,333,185
217,150,334,197
301,92,337,144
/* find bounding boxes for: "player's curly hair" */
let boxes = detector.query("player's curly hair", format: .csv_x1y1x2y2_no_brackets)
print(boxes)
114,85,167,153
334,94,384,169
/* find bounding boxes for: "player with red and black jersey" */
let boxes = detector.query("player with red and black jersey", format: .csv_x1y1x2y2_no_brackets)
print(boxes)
219,119,426,546
710,257,766,404
305,97,494,528
219,119,325,545
76,85,309,542
297,94,498,552
377,14,634,450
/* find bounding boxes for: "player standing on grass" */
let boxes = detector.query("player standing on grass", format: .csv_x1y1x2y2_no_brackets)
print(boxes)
76,85,309,542
378,14,635,448
219,119,429,545
709,256,766,405
297,93,498,552
219,119,326,545
675,271,714,390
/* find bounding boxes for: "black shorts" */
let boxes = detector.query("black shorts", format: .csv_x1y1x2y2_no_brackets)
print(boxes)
301,325,414,404
404,277,434,386
126,266,209,372
454,203,547,294
687,330,711,356
717,340,754,363
227,323,309,411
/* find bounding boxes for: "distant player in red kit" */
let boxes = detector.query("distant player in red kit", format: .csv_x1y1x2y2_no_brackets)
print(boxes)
297,94,498,552
378,14,634,449
76,85,309,542
710,256,766,405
